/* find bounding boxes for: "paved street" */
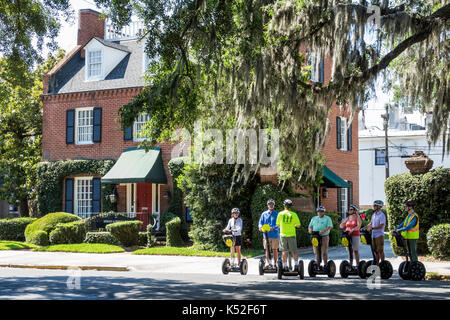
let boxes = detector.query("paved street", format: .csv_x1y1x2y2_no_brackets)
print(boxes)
0,241,449,300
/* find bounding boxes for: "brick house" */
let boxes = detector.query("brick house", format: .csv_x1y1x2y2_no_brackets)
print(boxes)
41,9,358,229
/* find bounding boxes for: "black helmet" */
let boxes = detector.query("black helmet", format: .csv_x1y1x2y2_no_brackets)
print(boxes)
404,200,416,207
283,199,293,208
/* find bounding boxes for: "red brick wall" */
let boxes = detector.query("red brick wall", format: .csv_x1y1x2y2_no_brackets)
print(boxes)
42,87,178,213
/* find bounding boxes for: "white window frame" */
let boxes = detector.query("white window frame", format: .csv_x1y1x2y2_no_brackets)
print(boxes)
126,183,137,214
74,177,93,218
133,113,151,142
152,184,160,214
75,107,94,145
340,117,348,151
340,185,348,219
86,49,103,81
308,52,320,82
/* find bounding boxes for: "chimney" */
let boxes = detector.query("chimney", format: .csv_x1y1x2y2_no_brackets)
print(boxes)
77,9,105,48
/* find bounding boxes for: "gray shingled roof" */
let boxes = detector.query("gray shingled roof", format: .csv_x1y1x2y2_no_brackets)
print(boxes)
48,39,145,94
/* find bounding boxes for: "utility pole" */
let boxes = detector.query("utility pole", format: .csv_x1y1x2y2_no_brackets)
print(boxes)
381,104,390,178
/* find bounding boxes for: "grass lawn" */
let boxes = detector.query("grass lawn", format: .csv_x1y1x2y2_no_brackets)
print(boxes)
133,246,262,258
0,241,37,250
34,243,125,254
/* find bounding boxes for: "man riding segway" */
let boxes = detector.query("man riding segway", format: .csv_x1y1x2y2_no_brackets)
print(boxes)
308,205,336,277
393,200,426,281
258,199,279,273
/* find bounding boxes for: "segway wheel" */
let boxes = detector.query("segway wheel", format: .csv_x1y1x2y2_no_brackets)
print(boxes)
409,261,426,281
277,260,283,280
358,260,367,279
240,259,248,275
340,260,350,278
398,261,411,280
298,260,304,280
308,260,317,277
258,258,265,275
379,260,393,280
222,258,230,275
325,260,336,278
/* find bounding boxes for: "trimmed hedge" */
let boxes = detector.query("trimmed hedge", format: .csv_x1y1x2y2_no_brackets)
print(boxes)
28,231,49,246
0,217,37,241
49,220,87,244
106,220,143,247
385,168,450,255
426,223,450,260
250,183,289,249
159,211,178,234
84,232,120,246
146,224,156,247
166,217,184,247
138,232,148,247
84,212,135,231
25,212,81,245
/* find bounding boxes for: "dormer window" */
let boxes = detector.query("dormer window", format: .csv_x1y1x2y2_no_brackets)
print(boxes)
87,50,102,79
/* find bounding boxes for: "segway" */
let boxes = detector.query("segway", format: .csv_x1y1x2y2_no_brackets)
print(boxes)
276,250,304,280
258,224,278,275
392,231,426,281
221,230,248,275
339,230,365,278
308,231,336,278
358,229,393,279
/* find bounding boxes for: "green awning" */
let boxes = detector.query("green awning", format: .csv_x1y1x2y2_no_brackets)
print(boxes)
101,147,167,184
321,165,350,188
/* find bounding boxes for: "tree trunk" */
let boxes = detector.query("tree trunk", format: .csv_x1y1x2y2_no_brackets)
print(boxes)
19,197,29,217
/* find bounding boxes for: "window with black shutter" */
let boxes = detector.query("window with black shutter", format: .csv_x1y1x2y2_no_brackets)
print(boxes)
336,117,342,149
66,110,75,144
93,108,102,143
65,178,74,213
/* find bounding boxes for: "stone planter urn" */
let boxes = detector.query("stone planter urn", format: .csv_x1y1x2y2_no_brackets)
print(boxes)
404,151,434,174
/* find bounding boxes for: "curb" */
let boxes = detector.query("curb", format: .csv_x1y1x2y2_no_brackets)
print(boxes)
0,264,129,272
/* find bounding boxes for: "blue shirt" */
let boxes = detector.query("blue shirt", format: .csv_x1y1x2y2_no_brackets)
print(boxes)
258,210,279,239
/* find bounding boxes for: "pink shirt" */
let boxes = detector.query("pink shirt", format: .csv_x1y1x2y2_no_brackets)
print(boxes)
345,217,360,236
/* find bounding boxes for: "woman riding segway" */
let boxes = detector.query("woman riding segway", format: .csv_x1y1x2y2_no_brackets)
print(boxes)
307,206,336,278
222,208,248,275
339,204,363,278
392,200,426,281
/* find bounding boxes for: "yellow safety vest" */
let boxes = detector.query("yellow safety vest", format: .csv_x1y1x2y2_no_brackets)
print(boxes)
401,212,419,240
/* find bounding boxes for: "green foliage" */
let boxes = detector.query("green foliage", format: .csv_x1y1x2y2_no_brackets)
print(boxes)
178,161,257,251
426,224,450,260
49,221,87,245
0,217,36,241
36,159,116,216
296,211,316,248
167,157,189,240
166,217,184,247
84,232,120,246
0,240,37,250
146,223,156,247
159,211,178,234
138,232,148,247
0,53,66,216
250,183,289,249
84,212,134,231
385,168,450,255
27,230,49,246
106,220,143,247
24,212,80,245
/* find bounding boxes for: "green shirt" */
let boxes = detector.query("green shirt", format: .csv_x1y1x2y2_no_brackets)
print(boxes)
276,210,301,237
308,215,333,236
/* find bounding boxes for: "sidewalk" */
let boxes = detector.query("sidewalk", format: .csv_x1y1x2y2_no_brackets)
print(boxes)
0,248,449,276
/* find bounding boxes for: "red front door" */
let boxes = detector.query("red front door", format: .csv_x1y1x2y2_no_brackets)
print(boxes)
136,183,152,230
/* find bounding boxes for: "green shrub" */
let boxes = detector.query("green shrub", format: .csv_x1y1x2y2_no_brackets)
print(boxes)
426,223,450,260
159,211,178,234
138,232,148,247
49,220,87,244
0,217,36,241
28,230,49,246
250,183,289,249
84,212,134,231
84,232,120,246
385,168,450,255
166,217,184,247
25,212,81,244
146,224,156,247
296,211,316,248
106,220,143,247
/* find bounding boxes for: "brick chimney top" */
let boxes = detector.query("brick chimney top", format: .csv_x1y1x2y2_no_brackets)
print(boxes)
77,9,105,47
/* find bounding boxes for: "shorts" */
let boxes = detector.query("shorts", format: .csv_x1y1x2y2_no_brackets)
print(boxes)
234,236,242,247
263,238,279,250
372,236,384,253
313,235,329,256
280,236,297,252
351,236,360,251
